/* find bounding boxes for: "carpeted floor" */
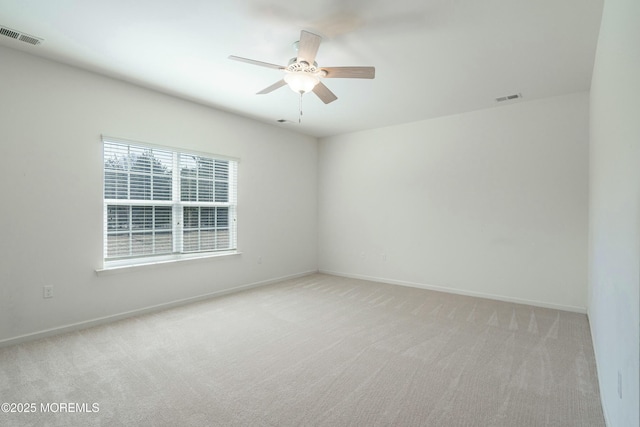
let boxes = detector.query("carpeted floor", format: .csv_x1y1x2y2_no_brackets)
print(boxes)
0,273,604,426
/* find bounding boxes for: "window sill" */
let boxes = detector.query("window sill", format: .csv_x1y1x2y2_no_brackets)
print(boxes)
95,251,242,276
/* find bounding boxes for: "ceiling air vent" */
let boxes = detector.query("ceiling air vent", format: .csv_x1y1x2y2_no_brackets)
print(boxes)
0,26,42,45
0,27,19,39
496,93,522,102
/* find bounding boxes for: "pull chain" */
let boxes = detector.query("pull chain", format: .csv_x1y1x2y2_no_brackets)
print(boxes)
298,91,303,123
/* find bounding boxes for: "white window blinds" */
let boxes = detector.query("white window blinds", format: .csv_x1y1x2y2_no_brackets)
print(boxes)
103,138,237,265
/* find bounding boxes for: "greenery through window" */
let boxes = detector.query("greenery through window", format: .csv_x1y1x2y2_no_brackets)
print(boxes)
103,138,237,265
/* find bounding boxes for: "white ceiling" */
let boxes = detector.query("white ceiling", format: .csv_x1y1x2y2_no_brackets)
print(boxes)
0,0,603,138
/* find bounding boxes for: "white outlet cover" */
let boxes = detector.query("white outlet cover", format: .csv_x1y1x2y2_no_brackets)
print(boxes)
43,286,53,298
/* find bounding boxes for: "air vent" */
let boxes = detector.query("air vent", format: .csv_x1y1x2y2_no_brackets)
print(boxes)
496,93,522,102
0,26,42,46
0,27,19,39
19,34,41,45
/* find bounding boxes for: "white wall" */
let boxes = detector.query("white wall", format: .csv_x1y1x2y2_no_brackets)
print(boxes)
589,0,640,425
0,46,318,344
319,93,589,311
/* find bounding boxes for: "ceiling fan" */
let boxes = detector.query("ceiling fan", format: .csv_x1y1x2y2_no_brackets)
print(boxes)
229,30,375,105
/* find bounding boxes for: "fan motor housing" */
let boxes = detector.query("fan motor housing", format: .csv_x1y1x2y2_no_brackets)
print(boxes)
287,58,319,73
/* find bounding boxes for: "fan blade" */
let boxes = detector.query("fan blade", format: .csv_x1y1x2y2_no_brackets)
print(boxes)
321,67,375,79
297,30,322,64
228,55,284,70
257,79,287,94
312,82,338,104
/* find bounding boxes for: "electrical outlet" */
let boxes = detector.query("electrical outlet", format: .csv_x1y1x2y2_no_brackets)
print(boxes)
43,285,53,299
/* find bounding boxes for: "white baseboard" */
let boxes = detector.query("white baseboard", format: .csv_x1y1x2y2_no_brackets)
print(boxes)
0,270,317,348
1,269,586,348
587,308,611,427
318,269,587,314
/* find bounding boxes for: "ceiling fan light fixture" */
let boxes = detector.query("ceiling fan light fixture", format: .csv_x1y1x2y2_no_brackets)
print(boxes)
230,30,375,105
284,72,319,94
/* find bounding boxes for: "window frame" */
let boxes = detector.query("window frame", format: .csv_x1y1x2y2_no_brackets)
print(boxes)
101,136,238,270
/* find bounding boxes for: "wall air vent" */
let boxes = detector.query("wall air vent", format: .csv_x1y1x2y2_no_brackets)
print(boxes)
496,93,522,102
0,26,42,45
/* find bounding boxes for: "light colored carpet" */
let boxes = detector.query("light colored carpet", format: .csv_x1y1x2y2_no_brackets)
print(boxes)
0,273,604,426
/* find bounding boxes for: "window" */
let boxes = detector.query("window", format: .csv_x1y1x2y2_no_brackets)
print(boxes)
102,137,237,267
